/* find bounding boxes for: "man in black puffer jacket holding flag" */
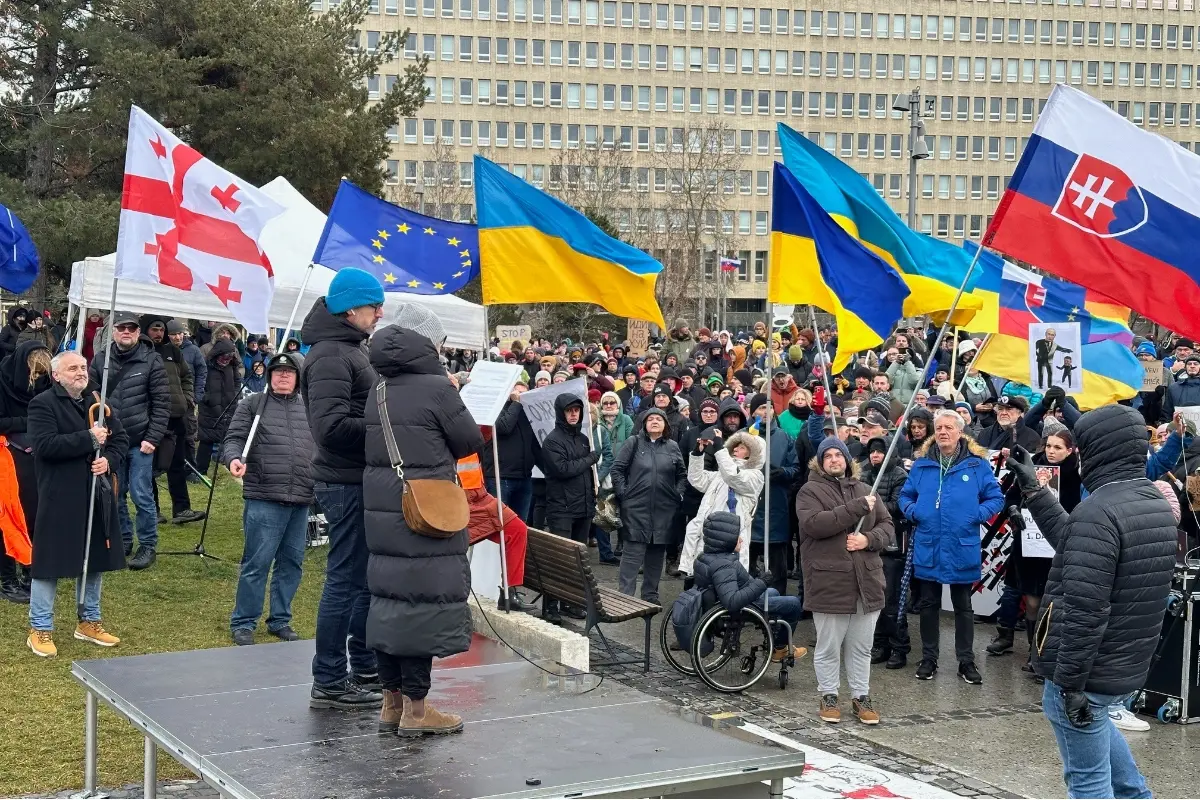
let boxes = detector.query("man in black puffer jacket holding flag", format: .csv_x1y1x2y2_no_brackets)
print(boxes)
1011,404,1176,799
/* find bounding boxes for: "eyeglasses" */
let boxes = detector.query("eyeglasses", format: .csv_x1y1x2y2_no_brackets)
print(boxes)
601,401,618,406
115,323,139,332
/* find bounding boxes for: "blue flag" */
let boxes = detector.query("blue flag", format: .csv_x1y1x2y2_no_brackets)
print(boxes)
0,202,40,295
312,180,479,295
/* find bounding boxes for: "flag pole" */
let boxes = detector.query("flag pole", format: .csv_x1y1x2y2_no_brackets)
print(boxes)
808,304,838,430
854,244,986,532
78,277,120,620
761,308,773,618
948,326,959,392
239,263,315,462
481,305,510,611
955,334,992,397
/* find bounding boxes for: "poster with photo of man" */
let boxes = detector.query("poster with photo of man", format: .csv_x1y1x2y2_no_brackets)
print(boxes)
1029,322,1081,393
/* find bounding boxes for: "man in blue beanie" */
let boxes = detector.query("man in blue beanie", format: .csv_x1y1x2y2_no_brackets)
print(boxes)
301,267,387,709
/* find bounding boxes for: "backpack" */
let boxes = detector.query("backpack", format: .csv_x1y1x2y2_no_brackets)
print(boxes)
670,586,716,655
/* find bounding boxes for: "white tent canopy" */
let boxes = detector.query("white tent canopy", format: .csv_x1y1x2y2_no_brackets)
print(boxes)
68,177,485,350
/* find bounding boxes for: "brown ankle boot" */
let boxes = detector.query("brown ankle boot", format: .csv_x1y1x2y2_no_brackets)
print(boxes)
378,690,405,733
398,699,464,737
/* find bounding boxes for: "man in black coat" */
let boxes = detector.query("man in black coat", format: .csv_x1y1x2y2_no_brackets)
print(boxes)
195,338,240,476
26,351,128,657
541,393,602,620
975,394,1041,453
144,318,204,526
89,311,170,571
1012,405,1176,798
860,436,911,671
1161,353,1200,422
482,385,540,524
300,268,386,710
0,306,29,362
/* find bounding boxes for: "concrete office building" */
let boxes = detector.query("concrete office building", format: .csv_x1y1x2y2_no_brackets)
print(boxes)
319,0,1199,319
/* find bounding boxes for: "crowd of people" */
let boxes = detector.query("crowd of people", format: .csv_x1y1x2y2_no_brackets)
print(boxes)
0,283,1189,792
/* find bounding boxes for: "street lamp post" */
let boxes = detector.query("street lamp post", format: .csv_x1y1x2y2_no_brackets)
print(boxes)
893,89,931,230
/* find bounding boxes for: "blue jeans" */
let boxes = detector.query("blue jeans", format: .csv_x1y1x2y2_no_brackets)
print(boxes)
485,477,533,524
231,500,308,633
591,522,615,561
1042,681,1151,799
311,482,376,687
758,588,802,643
29,575,102,630
118,447,158,550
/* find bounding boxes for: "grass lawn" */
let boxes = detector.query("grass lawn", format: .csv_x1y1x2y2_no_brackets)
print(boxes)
0,472,328,796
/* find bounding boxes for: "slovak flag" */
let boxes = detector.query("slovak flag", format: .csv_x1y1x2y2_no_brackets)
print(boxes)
983,84,1200,339
719,256,741,273
116,106,284,332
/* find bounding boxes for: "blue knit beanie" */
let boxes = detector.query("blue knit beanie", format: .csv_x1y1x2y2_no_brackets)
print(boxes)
326,268,385,314
1135,341,1157,358
817,435,851,468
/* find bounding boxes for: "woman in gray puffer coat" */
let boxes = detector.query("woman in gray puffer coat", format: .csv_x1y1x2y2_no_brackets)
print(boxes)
363,309,483,738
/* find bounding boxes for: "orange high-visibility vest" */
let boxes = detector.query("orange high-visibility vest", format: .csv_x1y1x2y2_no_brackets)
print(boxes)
456,454,484,490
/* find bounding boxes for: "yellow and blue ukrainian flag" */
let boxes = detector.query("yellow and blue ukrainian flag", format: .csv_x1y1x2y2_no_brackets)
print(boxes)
473,155,666,328
770,163,910,372
313,179,478,295
964,241,1143,409
777,123,983,325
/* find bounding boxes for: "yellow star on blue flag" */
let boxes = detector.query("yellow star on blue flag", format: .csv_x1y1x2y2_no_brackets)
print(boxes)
312,179,479,296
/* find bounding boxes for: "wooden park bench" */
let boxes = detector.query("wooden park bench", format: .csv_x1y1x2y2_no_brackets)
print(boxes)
522,527,661,672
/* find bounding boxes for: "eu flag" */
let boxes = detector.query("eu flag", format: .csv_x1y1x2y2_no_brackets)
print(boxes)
312,179,479,295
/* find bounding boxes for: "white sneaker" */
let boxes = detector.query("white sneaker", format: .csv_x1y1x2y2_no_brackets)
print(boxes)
1108,706,1150,732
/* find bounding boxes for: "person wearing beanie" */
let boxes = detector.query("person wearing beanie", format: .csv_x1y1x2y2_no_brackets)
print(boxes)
552,370,569,384
146,316,205,526
785,344,813,388
533,370,552,388
859,435,912,671
796,434,893,724
1164,336,1195,378
1162,352,1200,423
598,390,634,452
300,267,387,710
636,382,690,442
900,409,1004,685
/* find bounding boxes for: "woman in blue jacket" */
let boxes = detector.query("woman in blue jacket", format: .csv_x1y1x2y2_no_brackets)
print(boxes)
899,409,1004,685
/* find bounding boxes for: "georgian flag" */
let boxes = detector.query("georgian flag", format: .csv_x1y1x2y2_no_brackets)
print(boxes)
116,106,284,332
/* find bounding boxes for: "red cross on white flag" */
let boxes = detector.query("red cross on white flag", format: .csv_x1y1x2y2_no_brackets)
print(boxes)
116,106,284,332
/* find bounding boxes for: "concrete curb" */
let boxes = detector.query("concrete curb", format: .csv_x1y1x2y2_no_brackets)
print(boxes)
469,596,589,672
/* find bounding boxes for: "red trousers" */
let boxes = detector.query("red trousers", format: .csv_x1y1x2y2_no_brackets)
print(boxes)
488,516,527,588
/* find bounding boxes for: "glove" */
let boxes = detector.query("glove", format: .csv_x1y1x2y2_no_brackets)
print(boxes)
769,466,789,482
1007,445,1040,495
590,450,603,465
760,570,775,587
1062,689,1094,729
1043,386,1065,410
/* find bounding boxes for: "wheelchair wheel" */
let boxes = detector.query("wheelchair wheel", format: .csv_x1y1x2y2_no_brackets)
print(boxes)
659,616,696,676
691,605,774,694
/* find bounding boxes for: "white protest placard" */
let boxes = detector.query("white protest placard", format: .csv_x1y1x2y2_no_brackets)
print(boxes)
1021,513,1057,559
1177,406,1200,432
495,324,532,350
520,378,592,478
460,362,524,426
771,304,795,329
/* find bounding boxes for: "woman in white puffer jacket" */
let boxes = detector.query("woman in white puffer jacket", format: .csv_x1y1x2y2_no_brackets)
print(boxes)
678,430,765,575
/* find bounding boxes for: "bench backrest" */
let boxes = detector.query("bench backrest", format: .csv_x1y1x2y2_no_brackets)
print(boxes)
523,527,604,612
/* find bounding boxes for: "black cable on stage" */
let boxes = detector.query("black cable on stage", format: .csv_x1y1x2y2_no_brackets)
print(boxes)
469,587,605,696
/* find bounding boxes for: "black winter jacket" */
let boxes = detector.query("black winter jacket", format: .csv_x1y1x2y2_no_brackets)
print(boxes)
0,308,26,362
694,512,766,613
610,414,687,545
540,394,601,521
483,399,540,481
976,418,1042,452
299,298,375,484
860,451,910,551
197,339,240,443
89,336,171,446
363,326,484,658
1162,375,1200,423
222,390,314,505
154,340,194,419
1025,405,1178,695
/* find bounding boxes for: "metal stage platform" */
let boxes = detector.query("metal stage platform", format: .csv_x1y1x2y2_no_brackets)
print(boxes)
72,635,805,798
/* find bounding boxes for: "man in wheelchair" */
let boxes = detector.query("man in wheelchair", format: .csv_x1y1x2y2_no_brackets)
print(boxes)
693,511,808,665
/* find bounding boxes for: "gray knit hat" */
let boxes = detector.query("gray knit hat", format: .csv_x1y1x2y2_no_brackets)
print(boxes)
817,435,851,468
1042,416,1068,438
392,303,447,348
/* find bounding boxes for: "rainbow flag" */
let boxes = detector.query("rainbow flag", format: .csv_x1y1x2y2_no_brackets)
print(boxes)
965,242,1142,409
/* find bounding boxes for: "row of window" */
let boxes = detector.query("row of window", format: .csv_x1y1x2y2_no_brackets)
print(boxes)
337,0,1198,35
397,72,1199,130
399,36,1200,92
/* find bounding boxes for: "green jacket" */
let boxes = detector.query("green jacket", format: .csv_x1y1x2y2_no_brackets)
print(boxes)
777,408,807,441
600,412,633,450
